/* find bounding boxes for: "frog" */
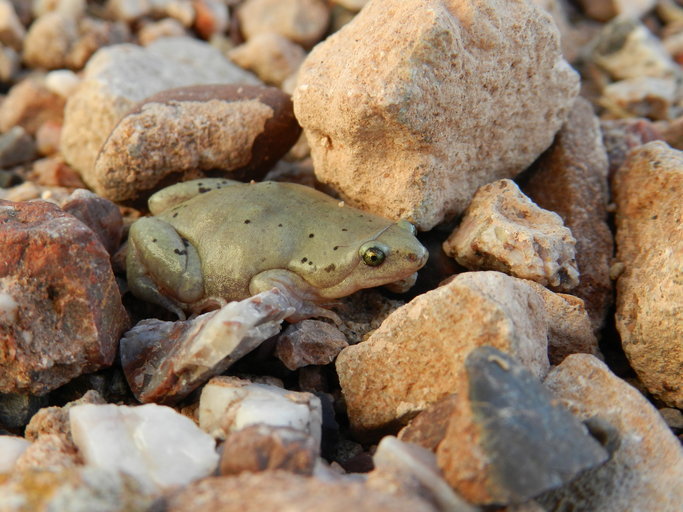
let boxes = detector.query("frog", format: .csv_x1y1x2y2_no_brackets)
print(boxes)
126,178,429,321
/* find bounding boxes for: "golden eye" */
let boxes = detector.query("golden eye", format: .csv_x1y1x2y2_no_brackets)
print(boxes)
361,245,386,266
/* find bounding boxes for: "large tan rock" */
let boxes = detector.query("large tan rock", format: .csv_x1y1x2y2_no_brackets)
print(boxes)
612,141,683,408
541,354,683,511
293,0,579,230
336,271,550,436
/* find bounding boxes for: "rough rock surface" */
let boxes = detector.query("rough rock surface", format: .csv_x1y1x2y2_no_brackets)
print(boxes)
275,319,348,370
0,76,66,135
612,141,683,407
13,433,80,471
92,84,300,204
0,436,30,473
60,37,260,182
165,471,438,512
443,179,579,290
599,76,676,121
336,271,550,435
228,32,306,86
600,118,661,180
522,97,612,331
293,0,579,230
0,200,128,394
541,354,683,511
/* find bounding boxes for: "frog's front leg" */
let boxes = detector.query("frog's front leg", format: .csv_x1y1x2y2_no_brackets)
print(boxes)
127,216,205,319
249,270,341,324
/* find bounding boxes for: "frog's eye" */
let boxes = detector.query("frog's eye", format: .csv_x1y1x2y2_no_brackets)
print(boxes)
360,242,386,266
397,220,417,236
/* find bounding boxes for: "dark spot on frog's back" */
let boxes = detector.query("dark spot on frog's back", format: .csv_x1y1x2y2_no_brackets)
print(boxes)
198,187,211,194
174,249,187,255
324,263,336,272
244,219,251,224
309,233,315,238
301,257,307,263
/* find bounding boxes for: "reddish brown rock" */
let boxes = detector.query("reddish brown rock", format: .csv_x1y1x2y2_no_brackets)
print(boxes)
219,424,317,476
275,320,348,370
60,189,123,255
612,141,683,407
92,84,301,204
28,157,86,189
522,97,612,332
0,201,128,395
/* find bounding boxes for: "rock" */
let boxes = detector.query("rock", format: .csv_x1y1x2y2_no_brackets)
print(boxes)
275,320,348,370
612,141,683,407
0,466,154,512
70,402,219,493
599,77,677,121
0,126,38,168
120,289,294,404
336,271,550,436
27,157,86,188
540,354,683,511
193,0,229,39
105,0,152,22
0,0,26,51
165,471,439,512
443,179,579,290
0,436,30,473
44,69,81,98
32,0,87,18
60,37,260,181
522,97,612,332
403,347,609,506
228,33,306,86
0,200,128,395
659,407,683,431
237,0,330,49
0,76,66,135
23,12,131,70
24,389,105,442
530,0,594,63
35,120,62,156
0,392,49,429
331,289,405,345
293,0,579,230
576,0,656,21
0,46,19,83
60,189,123,254
137,18,189,45
198,375,323,444
219,424,318,476
92,84,301,204
14,433,81,471
600,118,661,180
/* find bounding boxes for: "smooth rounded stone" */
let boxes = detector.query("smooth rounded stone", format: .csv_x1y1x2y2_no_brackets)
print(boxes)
443,179,579,291
0,392,49,429
600,118,662,180
166,471,439,512
60,37,261,181
13,433,80,471
137,18,189,45
199,375,323,445
336,271,550,436
237,0,330,49
0,46,19,83
60,189,123,254
92,84,300,204
0,126,38,168
44,69,81,98
0,466,154,512
0,436,30,473
612,141,683,408
576,0,656,21
105,0,153,22
293,0,578,231
193,0,230,39
0,200,128,395
522,97,612,332
32,0,87,18
275,320,348,371
0,76,66,135
229,33,306,86
23,12,131,70
70,402,219,493
219,424,318,476
540,354,683,511
600,77,676,121
35,120,62,156
120,289,294,404
0,0,26,51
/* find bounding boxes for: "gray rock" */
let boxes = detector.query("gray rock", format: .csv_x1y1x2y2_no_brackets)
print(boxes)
0,126,38,168
275,320,348,370
0,392,49,429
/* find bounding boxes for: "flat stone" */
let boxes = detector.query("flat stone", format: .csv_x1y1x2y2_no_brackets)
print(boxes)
92,84,300,204
293,0,579,230
60,37,260,181
0,200,128,394
228,32,306,86
219,424,318,476
198,375,322,445
612,141,683,407
540,354,683,511
336,271,550,436
522,97,613,332
120,289,294,404
443,179,579,290
70,402,219,493
275,319,348,370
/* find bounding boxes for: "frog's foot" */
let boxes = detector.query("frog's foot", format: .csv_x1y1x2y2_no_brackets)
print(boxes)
187,296,229,318
148,178,241,214
249,270,341,325
127,216,205,318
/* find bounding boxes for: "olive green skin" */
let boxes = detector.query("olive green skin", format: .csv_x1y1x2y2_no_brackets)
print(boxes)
126,179,428,318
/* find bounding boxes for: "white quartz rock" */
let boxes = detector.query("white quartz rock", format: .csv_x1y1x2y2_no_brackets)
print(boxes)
199,376,322,446
0,436,30,473
69,403,218,493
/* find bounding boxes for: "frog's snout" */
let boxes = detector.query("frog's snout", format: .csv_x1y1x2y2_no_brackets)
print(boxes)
408,245,429,268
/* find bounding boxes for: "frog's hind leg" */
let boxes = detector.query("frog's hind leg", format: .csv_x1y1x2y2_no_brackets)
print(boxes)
127,216,205,318
148,178,241,214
